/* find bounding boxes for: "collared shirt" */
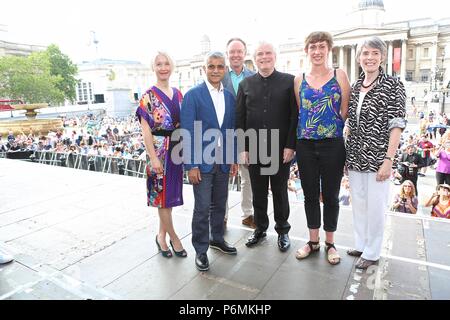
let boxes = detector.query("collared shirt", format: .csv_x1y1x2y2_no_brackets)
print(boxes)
230,68,245,95
205,80,225,128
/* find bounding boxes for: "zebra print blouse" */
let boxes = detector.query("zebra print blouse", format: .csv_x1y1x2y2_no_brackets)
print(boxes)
345,67,407,173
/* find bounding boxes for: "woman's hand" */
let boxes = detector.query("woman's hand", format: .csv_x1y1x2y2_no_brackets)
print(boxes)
405,198,414,207
376,160,392,182
150,157,163,175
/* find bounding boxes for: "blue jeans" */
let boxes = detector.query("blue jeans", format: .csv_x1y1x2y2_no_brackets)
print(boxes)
192,165,229,254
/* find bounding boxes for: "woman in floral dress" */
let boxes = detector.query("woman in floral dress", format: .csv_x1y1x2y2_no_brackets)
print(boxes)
136,52,186,258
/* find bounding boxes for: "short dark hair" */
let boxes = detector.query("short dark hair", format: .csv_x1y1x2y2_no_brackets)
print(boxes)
304,31,333,50
226,37,247,51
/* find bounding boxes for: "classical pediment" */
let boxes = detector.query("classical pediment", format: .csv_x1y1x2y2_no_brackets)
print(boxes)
333,27,407,40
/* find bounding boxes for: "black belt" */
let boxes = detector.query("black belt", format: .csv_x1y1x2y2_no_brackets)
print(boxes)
152,129,174,137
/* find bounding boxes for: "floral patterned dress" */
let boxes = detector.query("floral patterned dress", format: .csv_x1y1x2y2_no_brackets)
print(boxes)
136,86,183,208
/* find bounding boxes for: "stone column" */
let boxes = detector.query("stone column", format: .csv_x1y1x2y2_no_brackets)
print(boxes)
339,46,345,70
415,44,421,81
431,41,438,81
328,49,333,68
351,45,356,84
387,41,393,76
401,40,407,82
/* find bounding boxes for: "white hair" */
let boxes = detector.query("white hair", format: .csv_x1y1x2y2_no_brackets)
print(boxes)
356,36,387,62
253,41,277,59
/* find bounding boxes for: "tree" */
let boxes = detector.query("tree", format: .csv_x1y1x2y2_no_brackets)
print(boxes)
0,54,64,104
44,44,78,103
0,44,77,104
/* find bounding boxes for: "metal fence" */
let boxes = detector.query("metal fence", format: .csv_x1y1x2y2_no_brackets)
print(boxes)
2,150,241,189
32,151,147,178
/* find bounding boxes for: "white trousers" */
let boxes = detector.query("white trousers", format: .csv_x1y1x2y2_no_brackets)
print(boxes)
348,170,390,261
224,165,253,219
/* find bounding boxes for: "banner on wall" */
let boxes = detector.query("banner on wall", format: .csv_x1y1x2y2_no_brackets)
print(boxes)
393,47,401,73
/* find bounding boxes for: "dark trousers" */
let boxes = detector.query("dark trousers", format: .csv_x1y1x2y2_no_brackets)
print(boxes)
192,165,229,254
248,162,291,234
436,172,450,185
296,138,345,232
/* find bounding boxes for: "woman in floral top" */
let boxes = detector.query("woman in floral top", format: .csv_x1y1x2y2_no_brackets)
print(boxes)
294,31,350,266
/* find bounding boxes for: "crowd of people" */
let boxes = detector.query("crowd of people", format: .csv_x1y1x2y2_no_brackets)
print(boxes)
387,113,450,219
0,115,147,160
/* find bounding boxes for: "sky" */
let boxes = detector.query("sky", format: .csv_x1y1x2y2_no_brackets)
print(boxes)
1,0,448,65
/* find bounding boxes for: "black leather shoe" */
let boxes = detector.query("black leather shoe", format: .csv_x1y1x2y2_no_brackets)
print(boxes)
195,253,209,271
209,240,237,255
245,231,267,247
278,234,291,252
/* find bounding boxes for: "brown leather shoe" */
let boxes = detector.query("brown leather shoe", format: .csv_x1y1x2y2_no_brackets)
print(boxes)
355,257,378,270
242,215,256,229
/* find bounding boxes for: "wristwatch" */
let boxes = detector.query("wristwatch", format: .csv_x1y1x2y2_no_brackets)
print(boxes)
384,156,395,161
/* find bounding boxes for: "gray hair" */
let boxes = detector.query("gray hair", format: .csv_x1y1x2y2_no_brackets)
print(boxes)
253,41,277,59
356,36,387,62
204,51,226,65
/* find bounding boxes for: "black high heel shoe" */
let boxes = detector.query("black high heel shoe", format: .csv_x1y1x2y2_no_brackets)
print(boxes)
155,235,172,258
170,240,188,258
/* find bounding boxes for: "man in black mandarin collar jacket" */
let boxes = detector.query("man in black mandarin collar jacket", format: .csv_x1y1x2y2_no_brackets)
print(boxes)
235,41,298,252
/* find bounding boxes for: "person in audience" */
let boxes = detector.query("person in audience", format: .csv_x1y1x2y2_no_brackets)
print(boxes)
339,176,351,206
391,180,418,214
425,184,450,219
434,141,450,185
417,134,434,176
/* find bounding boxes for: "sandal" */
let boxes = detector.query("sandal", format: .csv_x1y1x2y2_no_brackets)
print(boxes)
295,239,320,260
325,242,340,265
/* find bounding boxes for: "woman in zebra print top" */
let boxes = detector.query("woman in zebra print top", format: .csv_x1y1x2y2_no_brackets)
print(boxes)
345,36,407,270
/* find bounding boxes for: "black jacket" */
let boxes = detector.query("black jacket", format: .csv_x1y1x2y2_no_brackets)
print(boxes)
235,70,297,164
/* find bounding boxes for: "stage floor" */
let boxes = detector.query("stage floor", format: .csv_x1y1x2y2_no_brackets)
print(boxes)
1,158,449,300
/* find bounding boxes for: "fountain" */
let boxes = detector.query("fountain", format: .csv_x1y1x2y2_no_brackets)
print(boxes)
0,101,63,137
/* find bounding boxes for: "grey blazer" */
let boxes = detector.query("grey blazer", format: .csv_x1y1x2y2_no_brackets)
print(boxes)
222,66,255,98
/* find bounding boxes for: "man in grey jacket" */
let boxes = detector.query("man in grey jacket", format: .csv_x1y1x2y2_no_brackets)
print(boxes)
222,38,256,229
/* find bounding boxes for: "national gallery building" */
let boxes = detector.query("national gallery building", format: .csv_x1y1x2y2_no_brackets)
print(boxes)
174,0,450,113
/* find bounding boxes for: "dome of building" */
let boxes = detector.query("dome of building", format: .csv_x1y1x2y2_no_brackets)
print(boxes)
200,34,211,54
358,0,384,10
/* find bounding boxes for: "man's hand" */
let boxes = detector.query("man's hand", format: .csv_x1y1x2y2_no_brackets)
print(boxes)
188,168,202,185
283,148,295,164
239,151,249,167
230,164,238,177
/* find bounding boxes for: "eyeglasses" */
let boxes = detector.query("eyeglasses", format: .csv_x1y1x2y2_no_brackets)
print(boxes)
403,185,412,188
